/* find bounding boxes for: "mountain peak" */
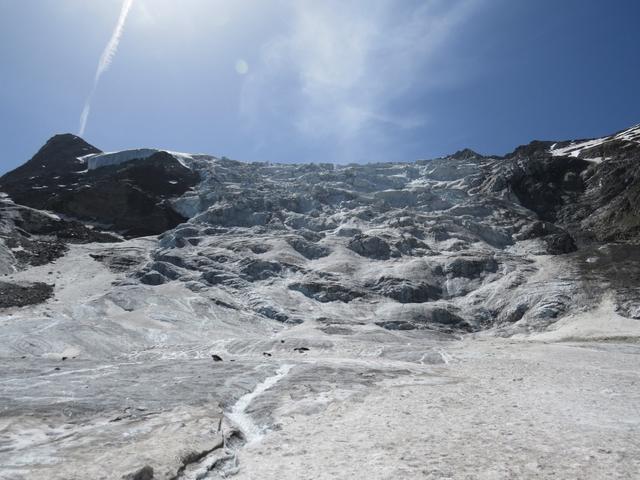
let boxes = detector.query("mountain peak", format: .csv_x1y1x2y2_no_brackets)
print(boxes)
449,148,481,160
38,132,98,157
0,133,100,184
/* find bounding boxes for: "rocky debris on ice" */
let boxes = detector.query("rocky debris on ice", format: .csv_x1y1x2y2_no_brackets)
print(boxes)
0,280,54,308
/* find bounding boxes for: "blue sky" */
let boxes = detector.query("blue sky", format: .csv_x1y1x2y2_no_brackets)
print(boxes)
1,0,639,172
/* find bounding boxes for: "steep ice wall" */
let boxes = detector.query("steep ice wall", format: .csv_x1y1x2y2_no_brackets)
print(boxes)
86,148,161,170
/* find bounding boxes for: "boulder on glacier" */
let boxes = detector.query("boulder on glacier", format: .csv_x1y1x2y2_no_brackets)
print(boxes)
348,234,391,260
375,303,471,331
369,277,442,303
444,256,498,278
239,258,286,281
288,280,366,303
286,237,330,260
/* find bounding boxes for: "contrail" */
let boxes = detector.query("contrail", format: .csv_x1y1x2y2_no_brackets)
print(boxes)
79,0,134,136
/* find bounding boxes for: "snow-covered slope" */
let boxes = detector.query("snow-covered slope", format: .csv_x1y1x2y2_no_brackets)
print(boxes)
1,125,639,479
550,123,640,159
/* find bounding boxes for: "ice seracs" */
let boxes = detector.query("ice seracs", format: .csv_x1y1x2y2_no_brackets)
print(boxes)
85,148,163,170
84,148,197,170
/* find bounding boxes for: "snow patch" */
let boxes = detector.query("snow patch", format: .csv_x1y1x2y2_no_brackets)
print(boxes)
550,138,607,158
612,124,640,143
550,125,640,159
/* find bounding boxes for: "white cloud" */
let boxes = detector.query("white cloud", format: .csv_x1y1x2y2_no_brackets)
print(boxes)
241,0,481,149
79,0,134,136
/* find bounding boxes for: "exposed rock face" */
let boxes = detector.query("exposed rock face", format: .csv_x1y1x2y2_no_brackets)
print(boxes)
0,139,199,237
0,133,99,183
503,150,588,222
497,125,640,243
0,196,119,274
577,148,640,241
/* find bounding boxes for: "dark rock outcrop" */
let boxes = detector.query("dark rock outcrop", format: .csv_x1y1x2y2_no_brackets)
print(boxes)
370,277,441,303
122,465,154,480
492,129,640,245
577,148,640,241
505,154,589,222
515,221,577,254
0,137,199,237
287,237,330,260
0,197,120,272
289,281,366,303
348,234,391,260
239,258,284,281
0,281,54,308
0,134,99,183
444,256,498,278
376,306,470,331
